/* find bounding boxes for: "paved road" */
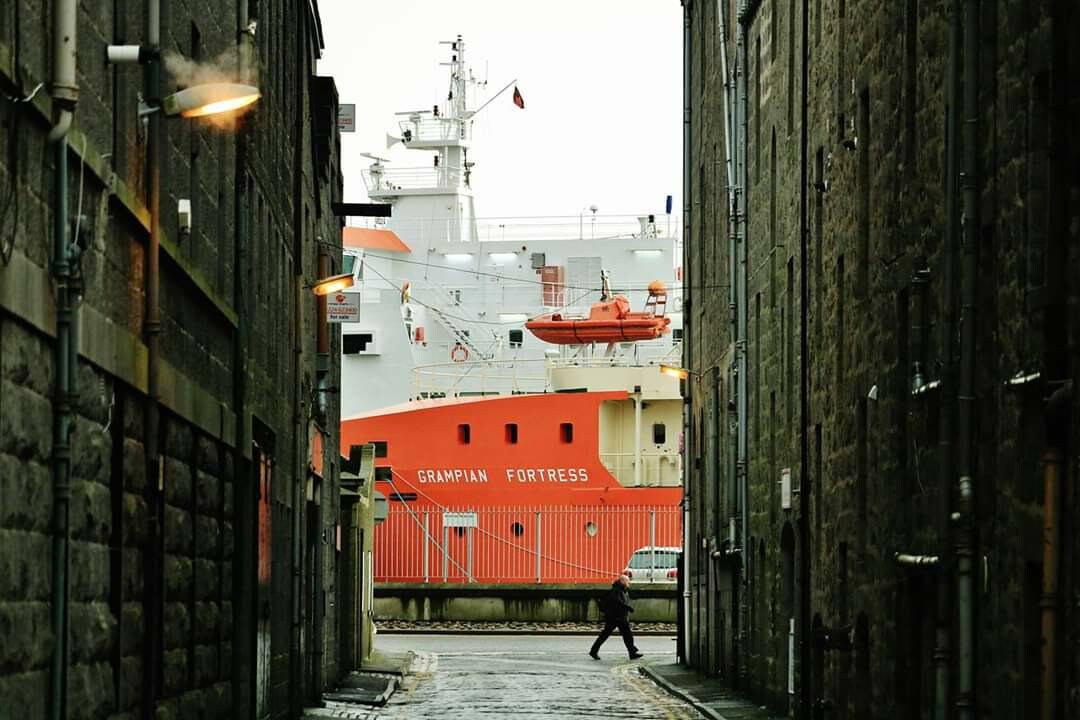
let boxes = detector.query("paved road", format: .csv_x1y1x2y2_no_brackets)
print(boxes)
369,633,702,719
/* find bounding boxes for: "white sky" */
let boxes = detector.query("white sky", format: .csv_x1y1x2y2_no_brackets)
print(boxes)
316,0,682,220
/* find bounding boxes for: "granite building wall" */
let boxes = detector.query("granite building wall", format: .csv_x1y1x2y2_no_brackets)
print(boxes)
682,0,1080,717
0,1,347,719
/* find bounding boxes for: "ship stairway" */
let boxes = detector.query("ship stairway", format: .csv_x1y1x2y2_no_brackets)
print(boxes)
644,291,667,317
411,282,499,360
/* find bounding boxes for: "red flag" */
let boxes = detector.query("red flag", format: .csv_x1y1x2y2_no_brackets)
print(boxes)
512,86,525,109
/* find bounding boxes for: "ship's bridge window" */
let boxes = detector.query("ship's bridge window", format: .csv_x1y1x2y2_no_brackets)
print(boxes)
508,329,523,348
458,424,471,444
505,423,518,444
560,423,574,444
653,423,666,445
373,441,388,458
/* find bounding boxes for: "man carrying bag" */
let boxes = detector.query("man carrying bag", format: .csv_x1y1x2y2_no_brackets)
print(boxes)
589,574,643,660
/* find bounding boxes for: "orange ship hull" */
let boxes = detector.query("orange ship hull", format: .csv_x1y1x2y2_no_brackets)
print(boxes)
341,392,682,583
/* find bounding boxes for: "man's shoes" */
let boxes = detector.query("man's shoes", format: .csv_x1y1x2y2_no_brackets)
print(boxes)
629,652,644,660
588,651,600,660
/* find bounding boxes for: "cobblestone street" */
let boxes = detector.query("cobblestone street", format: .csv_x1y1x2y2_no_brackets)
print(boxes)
352,635,701,719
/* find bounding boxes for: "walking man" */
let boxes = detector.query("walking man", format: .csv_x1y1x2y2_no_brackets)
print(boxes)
589,574,643,660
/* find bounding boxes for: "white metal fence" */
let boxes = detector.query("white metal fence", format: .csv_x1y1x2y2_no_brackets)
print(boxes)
374,502,682,584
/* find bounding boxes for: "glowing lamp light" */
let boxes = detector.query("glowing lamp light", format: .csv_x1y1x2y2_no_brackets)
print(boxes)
632,249,664,256
162,83,262,118
444,253,474,261
659,364,690,380
311,272,355,296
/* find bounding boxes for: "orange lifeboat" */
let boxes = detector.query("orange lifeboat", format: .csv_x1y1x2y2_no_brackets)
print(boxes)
526,294,671,344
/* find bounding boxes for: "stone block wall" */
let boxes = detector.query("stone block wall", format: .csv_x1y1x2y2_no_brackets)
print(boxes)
0,1,347,719
683,0,1080,717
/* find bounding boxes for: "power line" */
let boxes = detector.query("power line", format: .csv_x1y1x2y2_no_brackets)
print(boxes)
361,251,728,293
361,259,599,327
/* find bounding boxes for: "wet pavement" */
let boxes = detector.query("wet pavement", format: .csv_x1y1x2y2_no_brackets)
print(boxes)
364,633,703,719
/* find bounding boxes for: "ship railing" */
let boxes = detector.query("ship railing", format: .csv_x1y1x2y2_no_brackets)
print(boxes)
411,359,549,399
373,501,683,584
348,213,682,244
545,341,683,371
397,117,470,144
598,452,682,488
362,165,466,193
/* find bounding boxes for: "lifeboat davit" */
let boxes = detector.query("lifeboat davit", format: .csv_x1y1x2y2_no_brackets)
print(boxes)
526,294,671,344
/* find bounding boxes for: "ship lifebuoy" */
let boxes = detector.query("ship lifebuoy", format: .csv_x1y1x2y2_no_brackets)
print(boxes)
451,343,469,363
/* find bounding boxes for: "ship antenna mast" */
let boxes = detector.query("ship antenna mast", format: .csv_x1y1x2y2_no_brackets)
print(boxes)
439,35,470,121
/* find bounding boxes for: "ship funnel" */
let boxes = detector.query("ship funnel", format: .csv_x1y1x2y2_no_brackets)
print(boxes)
386,132,402,149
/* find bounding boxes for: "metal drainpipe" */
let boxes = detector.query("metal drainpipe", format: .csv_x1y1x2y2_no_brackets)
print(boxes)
955,0,979,714
797,0,812,712
289,22,307,708
1039,3,1071,714
717,2,740,680
1040,385,1071,720
48,0,78,715
1039,445,1062,720
142,0,165,714
933,3,960,716
735,0,750,690
232,2,254,714
733,0,749,688
680,0,693,667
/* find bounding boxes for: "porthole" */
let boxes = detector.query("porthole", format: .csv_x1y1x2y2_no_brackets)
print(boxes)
585,521,598,538
511,522,525,537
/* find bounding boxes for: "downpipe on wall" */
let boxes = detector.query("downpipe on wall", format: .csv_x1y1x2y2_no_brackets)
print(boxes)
49,0,78,716
955,0,979,715
934,2,961,717
797,0,812,713
680,0,693,667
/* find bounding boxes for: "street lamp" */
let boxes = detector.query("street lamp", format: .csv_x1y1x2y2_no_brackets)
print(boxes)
161,83,261,118
310,272,355,296
659,364,699,381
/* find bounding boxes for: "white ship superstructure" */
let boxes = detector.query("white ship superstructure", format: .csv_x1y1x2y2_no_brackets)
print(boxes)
338,36,682,416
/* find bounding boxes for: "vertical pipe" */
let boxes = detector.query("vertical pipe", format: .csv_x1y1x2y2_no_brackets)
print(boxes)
50,135,72,720
142,1,164,715
634,394,643,487
292,4,311,708
232,1,254,714
798,0,812,714
48,0,78,717
955,0,979,714
1039,448,1061,720
934,2,961,716
443,526,449,581
680,0,693,669
423,513,430,583
735,0,750,688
